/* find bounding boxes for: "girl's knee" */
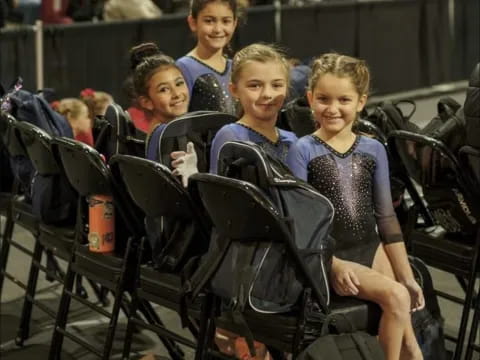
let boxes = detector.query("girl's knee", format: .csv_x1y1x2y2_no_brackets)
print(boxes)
381,283,411,318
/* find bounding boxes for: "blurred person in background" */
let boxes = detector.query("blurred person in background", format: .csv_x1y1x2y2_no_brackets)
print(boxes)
103,0,162,21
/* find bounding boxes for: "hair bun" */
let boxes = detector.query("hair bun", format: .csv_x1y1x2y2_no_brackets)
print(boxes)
129,42,163,70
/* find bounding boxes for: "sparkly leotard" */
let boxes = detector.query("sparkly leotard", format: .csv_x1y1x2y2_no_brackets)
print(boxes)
287,134,403,267
176,56,235,114
210,123,297,174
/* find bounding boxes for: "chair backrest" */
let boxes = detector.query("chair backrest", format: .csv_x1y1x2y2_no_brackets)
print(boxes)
94,103,146,160
217,141,279,195
152,111,236,172
388,130,479,240
53,137,111,197
1,113,28,158
355,119,388,145
14,121,78,225
13,121,59,176
1,113,35,194
110,155,188,218
109,154,210,272
190,173,330,313
54,137,145,248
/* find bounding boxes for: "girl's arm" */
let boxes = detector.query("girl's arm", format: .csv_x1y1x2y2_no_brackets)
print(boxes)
286,141,308,180
373,141,424,310
209,126,238,174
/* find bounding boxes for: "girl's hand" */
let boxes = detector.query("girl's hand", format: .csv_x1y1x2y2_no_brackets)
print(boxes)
170,142,199,187
401,279,425,312
331,258,361,296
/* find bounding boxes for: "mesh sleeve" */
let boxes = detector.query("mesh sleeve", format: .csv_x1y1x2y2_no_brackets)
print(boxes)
373,142,404,244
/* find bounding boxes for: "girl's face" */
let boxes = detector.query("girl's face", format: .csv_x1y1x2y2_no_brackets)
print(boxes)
188,1,237,53
307,73,367,136
140,66,189,123
230,60,288,123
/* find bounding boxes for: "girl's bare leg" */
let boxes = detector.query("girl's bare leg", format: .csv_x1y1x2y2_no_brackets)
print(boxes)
341,260,411,360
371,245,423,360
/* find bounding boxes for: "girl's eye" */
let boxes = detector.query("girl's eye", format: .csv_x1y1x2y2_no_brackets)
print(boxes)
247,83,261,89
176,80,185,87
158,87,170,93
316,97,328,102
340,98,351,103
223,19,233,25
273,83,285,89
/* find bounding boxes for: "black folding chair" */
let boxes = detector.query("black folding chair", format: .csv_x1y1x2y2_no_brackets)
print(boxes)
49,137,181,360
152,111,236,172
190,173,382,359
110,154,212,359
94,103,146,161
0,113,40,313
12,120,107,345
388,130,480,360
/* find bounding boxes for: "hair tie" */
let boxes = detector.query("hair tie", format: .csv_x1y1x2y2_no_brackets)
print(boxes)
80,88,95,99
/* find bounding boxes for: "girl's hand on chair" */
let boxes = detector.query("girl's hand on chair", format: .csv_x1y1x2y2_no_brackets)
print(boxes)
401,278,425,312
170,142,199,187
331,258,360,296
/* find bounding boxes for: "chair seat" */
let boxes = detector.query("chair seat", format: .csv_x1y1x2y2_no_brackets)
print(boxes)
216,296,381,352
139,265,203,315
410,228,474,277
38,224,76,260
72,244,128,288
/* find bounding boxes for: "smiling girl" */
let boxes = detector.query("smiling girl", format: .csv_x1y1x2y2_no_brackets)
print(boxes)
176,0,238,114
287,53,425,360
130,43,189,135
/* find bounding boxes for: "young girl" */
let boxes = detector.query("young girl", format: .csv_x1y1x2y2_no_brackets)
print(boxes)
172,43,297,177
56,98,94,146
176,0,238,114
129,42,189,138
80,88,113,124
287,53,425,360
172,43,296,359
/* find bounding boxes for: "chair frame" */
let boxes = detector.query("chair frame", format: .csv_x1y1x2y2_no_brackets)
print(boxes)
388,130,480,360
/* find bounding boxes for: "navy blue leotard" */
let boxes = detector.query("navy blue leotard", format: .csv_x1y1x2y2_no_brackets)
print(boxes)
210,123,297,174
287,134,403,267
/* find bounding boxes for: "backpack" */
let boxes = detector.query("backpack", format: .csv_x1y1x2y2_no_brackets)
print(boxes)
188,141,334,352
420,97,466,154
297,320,385,360
2,80,77,225
409,256,448,360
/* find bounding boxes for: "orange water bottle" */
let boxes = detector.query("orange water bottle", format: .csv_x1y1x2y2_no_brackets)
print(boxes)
88,195,115,253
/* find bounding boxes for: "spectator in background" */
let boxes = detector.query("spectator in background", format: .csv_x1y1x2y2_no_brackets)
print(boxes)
15,0,40,24
67,0,106,21
287,57,311,102
41,0,72,24
103,0,162,21
56,98,94,146
79,88,113,125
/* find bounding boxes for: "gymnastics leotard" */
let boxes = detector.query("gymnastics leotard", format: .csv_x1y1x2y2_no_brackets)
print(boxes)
287,134,403,267
210,123,297,174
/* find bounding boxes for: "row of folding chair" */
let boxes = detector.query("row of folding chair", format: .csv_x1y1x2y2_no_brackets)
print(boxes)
0,112,90,349
387,130,480,360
